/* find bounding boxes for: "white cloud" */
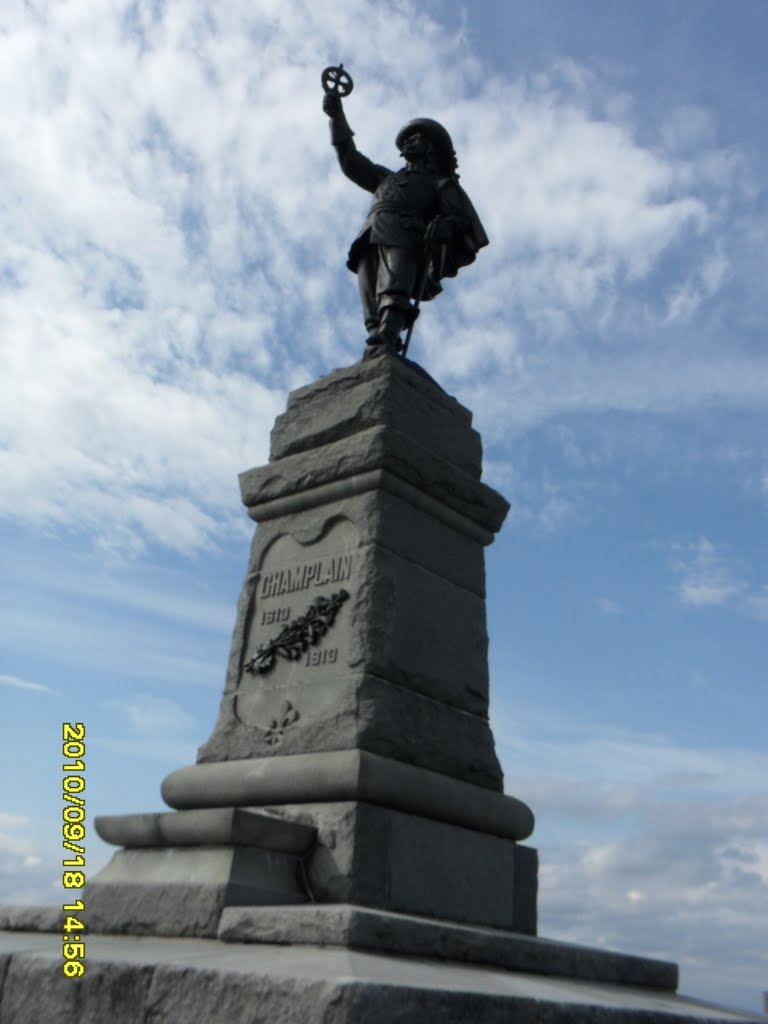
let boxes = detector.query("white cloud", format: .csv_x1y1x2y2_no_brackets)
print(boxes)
0,814,51,903
596,597,623,616
0,0,757,557
670,538,745,608
95,692,200,761
0,831,40,861
27,570,233,634
493,706,768,1009
679,580,741,608
0,673,55,695
0,814,28,830
105,693,196,737
664,245,731,322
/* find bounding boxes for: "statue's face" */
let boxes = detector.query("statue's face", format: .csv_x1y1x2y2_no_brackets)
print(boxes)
400,131,430,160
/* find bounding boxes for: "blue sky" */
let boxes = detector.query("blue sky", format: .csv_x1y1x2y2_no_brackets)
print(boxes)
1,0,766,1013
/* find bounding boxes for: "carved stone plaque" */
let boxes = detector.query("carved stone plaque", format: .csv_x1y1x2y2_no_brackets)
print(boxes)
234,518,358,729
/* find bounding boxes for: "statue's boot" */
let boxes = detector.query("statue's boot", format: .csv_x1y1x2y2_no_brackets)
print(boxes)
366,307,406,352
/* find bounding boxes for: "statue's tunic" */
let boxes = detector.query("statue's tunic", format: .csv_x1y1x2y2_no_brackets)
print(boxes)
333,138,488,311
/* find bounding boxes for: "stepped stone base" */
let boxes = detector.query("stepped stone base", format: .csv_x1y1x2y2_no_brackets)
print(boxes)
82,807,316,938
1,927,765,1024
84,848,309,939
85,801,538,938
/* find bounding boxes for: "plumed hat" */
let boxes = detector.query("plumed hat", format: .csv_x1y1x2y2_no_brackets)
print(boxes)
395,118,458,174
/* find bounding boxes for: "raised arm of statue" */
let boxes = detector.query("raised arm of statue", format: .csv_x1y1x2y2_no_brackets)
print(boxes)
322,93,390,193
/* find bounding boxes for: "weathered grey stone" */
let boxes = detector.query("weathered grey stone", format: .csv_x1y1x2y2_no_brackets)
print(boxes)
0,944,154,1024
370,486,486,595
269,353,481,477
82,797,535,938
2,931,765,1023
347,541,491,711
222,517,491,717
198,672,503,791
247,466,496,543
514,843,539,934
130,800,532,934
218,903,677,991
94,807,317,851
0,905,60,932
242,424,509,535
197,354,513,806
82,355,539,959
162,751,534,841
199,505,498,778
83,881,225,938
240,487,487,596
143,963,338,1024
259,801,537,932
84,846,309,937
212,512,360,705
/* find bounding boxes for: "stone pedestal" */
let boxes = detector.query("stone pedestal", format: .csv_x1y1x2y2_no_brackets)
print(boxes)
199,352,511,785
85,350,538,939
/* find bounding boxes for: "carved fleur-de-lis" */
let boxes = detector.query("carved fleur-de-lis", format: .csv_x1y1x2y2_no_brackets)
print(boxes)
264,700,300,746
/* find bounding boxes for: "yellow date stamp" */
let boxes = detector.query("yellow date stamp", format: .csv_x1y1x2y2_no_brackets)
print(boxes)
61,722,86,978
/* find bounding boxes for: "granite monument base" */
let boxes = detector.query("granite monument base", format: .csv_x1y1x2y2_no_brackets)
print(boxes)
1,924,766,1023
83,796,537,938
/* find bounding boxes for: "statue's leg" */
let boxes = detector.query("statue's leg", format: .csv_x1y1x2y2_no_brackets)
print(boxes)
375,247,419,349
357,247,380,337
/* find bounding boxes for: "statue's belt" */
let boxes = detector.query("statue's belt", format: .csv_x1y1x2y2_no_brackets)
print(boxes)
369,202,427,227
370,201,422,215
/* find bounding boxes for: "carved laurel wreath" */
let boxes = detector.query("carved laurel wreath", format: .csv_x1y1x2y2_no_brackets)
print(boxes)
244,589,349,675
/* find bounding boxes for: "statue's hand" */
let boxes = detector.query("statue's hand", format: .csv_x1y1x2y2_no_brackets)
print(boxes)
323,92,354,145
323,93,343,118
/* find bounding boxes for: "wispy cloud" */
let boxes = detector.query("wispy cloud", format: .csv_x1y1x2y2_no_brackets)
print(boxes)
104,693,196,737
0,814,29,830
493,704,768,1009
0,673,55,695
0,599,225,688
3,556,235,634
596,597,623,616
0,814,47,895
670,538,745,608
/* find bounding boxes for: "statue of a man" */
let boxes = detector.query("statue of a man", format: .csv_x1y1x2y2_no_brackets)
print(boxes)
323,88,488,354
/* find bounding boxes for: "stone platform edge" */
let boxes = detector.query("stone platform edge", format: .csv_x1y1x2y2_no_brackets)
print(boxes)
217,903,679,992
1,927,767,1024
0,901,675,990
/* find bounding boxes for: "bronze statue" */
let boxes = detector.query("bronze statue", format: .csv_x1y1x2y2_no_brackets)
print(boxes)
322,65,488,356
